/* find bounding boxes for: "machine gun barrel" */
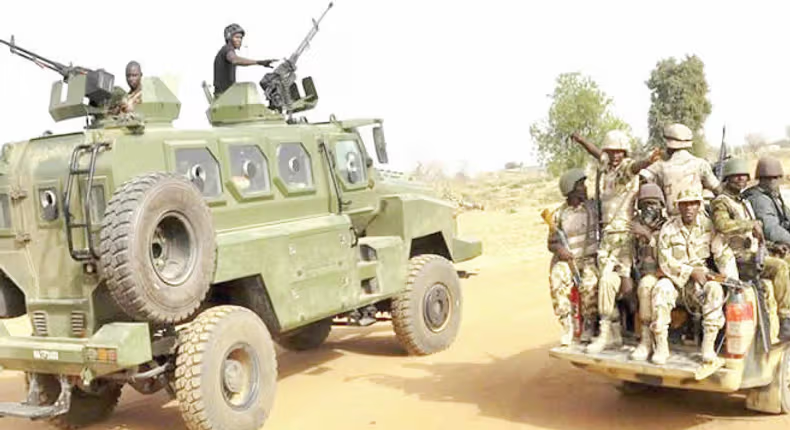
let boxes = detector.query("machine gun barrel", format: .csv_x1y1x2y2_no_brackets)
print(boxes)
288,2,334,65
0,35,92,80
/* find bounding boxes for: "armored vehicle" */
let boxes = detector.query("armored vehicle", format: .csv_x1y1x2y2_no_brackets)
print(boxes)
0,7,481,429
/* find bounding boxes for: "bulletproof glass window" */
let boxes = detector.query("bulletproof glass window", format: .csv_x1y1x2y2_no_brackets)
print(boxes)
229,145,270,195
174,148,223,198
276,143,313,188
0,194,10,229
334,140,367,185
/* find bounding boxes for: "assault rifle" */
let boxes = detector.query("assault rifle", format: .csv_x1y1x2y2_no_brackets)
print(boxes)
260,2,333,114
714,125,728,181
541,208,582,286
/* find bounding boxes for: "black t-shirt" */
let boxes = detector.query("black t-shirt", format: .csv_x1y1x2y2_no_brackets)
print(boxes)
213,44,236,97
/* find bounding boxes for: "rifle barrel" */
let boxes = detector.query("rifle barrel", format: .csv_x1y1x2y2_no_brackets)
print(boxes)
0,37,69,75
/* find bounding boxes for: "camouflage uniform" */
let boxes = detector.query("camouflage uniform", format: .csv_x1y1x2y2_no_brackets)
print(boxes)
653,191,726,364
548,199,600,341
639,123,720,216
711,188,790,319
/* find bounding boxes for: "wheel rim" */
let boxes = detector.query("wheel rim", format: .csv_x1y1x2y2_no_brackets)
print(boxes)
221,342,260,410
423,283,452,332
149,212,196,286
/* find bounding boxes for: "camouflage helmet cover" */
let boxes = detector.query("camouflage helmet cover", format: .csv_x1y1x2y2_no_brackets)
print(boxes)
559,168,587,196
602,130,630,153
755,157,784,179
663,123,693,149
675,187,704,204
224,23,245,41
638,183,665,205
722,157,750,179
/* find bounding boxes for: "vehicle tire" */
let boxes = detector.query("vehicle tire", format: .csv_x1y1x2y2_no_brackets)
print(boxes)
391,254,462,356
99,172,216,325
25,373,122,430
276,318,332,351
175,305,277,430
780,346,790,413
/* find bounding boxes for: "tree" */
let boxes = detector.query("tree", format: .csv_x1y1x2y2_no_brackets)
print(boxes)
745,132,768,153
646,55,712,157
530,72,632,177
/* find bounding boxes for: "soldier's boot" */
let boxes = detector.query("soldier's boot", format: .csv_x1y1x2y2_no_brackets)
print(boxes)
580,319,596,343
651,329,669,365
701,327,720,363
630,325,652,361
609,320,623,347
559,315,573,346
779,318,790,342
587,320,612,353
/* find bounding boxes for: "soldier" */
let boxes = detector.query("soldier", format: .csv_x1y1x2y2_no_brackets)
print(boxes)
213,23,278,98
743,157,790,338
627,183,668,361
640,123,722,216
123,61,143,111
650,188,725,364
547,168,600,345
571,130,660,353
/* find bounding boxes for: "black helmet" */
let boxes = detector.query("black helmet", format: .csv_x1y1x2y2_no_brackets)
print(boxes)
224,23,245,42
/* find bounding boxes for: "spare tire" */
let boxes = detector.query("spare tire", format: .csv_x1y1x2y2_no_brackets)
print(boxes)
99,172,216,324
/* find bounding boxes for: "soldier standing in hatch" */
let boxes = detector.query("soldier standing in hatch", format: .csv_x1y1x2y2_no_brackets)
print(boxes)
640,123,722,216
651,187,726,365
570,130,660,353
123,61,143,111
743,157,790,338
213,23,278,98
547,168,600,345
628,183,668,361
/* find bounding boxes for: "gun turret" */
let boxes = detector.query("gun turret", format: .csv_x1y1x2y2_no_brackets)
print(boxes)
259,2,333,115
1,35,115,121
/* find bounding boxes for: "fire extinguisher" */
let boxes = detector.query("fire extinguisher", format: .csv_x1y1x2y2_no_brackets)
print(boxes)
570,285,582,338
725,289,755,359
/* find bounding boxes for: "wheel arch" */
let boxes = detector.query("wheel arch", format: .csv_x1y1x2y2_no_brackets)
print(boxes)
203,275,282,336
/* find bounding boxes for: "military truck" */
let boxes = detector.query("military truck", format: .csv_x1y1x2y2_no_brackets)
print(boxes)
549,233,790,413
0,8,481,430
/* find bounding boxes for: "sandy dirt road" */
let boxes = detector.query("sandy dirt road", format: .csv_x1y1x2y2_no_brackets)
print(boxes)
1,253,789,430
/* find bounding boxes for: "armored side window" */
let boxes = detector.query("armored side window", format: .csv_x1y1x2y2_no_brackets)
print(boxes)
334,140,367,185
229,145,270,195
276,143,313,188
0,194,11,229
174,148,223,198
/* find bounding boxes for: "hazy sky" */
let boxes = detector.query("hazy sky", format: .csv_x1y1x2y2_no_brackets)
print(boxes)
0,1,787,174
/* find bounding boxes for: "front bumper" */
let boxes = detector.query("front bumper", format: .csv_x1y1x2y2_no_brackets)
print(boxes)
452,236,482,263
0,321,152,378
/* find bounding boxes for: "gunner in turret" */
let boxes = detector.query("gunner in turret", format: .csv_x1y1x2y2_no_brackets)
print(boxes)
213,23,278,98
123,61,143,110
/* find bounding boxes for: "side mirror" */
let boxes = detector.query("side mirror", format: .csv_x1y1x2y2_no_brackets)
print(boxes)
373,126,388,164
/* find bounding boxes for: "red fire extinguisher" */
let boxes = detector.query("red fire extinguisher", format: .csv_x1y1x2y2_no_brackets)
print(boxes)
725,289,755,359
570,285,582,338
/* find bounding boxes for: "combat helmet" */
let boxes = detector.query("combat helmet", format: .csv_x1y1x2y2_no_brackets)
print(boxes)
663,123,693,149
224,23,245,41
638,183,665,206
602,130,630,153
722,157,750,179
755,157,784,179
559,168,586,196
675,187,704,204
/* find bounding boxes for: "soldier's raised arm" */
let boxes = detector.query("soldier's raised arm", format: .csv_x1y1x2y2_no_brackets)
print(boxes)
570,132,603,160
700,161,723,195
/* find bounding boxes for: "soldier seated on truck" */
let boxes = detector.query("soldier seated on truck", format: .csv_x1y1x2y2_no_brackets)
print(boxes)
743,156,790,339
547,168,600,345
650,188,727,365
711,157,790,341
